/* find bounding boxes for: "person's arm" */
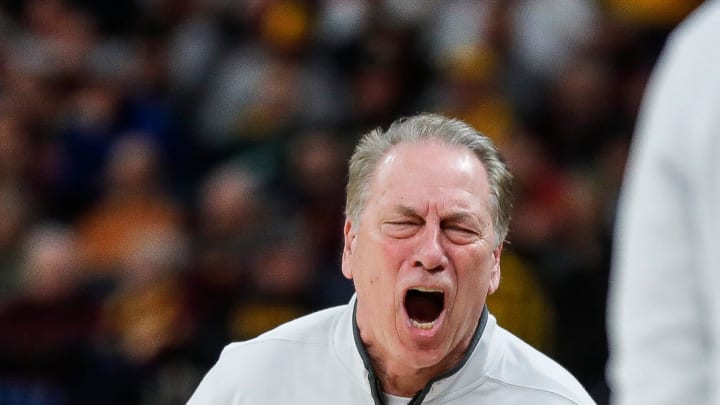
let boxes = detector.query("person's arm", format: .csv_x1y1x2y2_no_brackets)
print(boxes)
608,2,720,403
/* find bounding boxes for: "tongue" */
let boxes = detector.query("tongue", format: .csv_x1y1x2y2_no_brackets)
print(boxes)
405,291,443,323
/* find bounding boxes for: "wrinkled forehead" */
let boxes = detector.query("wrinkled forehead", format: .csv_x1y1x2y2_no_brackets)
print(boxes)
375,139,485,180
367,141,491,210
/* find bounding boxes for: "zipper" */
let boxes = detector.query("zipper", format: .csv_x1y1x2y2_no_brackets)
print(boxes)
353,303,488,405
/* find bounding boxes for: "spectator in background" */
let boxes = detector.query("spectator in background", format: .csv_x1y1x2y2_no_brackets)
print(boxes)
0,114,31,192
74,135,184,278
194,0,343,149
274,129,354,307
0,112,44,290
0,223,99,404
227,235,317,341
95,225,196,405
0,187,32,299
608,1,720,404
485,249,556,355
430,45,514,149
53,78,123,218
186,164,267,355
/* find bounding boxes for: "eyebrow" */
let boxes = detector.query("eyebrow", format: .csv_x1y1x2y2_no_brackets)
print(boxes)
392,205,482,227
442,212,483,230
394,204,420,218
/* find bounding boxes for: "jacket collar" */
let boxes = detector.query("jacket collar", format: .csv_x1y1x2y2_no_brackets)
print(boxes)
334,295,493,404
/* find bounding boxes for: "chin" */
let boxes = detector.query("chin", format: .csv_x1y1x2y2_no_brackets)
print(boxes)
398,346,449,371
394,333,451,367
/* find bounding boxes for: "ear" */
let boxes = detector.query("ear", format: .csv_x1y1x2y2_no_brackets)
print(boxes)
341,219,356,280
487,243,503,295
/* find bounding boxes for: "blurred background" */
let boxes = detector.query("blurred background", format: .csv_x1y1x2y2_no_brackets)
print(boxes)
0,0,704,403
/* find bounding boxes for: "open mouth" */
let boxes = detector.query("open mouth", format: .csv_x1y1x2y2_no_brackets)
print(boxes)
404,288,445,329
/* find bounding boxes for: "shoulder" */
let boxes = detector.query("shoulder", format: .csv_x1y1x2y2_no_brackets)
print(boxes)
187,305,347,404
223,304,345,366
623,1,720,186
669,0,720,54
484,325,596,405
648,0,720,102
254,303,346,342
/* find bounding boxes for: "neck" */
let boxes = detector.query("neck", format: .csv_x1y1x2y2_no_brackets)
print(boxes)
352,302,488,399
368,344,469,397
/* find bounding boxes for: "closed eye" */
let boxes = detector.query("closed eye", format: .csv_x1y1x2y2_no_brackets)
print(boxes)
381,221,421,239
444,225,480,244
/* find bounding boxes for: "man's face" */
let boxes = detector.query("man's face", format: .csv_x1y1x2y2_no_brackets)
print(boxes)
342,140,502,373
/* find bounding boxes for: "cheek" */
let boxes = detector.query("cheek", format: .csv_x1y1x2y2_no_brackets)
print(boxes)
454,249,495,298
354,238,413,313
453,273,488,324
379,239,409,266
366,229,412,268
369,244,406,293
354,236,402,288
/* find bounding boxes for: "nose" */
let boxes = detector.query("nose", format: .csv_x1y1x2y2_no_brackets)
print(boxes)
412,225,448,273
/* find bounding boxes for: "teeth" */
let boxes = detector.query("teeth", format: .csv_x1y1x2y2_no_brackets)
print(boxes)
411,287,443,293
411,319,436,329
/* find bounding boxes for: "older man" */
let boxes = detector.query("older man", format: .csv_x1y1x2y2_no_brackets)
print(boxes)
188,114,594,404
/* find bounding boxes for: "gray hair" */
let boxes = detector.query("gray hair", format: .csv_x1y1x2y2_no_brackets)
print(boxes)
345,113,513,245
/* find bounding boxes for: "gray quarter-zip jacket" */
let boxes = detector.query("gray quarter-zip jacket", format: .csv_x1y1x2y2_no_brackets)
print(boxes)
187,296,595,404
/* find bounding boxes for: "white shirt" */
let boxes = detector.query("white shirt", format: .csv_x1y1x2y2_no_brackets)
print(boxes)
608,1,720,404
188,296,594,404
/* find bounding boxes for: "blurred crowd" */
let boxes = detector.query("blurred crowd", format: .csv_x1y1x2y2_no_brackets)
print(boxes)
0,0,703,404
